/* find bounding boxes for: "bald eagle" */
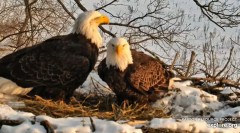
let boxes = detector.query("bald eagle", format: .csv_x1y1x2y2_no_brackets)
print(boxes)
0,11,109,102
98,38,174,104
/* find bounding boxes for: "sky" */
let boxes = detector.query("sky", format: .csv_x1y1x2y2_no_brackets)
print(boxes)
77,0,240,70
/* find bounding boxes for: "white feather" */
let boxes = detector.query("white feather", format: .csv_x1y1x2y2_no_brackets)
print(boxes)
71,11,103,48
106,38,133,71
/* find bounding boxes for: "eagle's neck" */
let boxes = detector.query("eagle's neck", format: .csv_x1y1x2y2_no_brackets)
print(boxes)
106,51,133,72
72,20,102,48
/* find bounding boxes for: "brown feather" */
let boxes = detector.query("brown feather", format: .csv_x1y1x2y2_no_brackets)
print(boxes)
98,50,174,104
0,33,99,102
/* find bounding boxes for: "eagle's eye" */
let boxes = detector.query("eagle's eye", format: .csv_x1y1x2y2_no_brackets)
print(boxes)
112,44,114,47
123,44,126,47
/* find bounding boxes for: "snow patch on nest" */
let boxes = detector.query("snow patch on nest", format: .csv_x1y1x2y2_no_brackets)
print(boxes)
153,80,223,116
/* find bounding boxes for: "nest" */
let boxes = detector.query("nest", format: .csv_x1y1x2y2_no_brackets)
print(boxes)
0,92,175,133
18,93,168,120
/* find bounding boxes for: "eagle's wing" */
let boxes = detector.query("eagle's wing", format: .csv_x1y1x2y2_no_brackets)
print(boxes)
2,36,90,87
126,51,169,94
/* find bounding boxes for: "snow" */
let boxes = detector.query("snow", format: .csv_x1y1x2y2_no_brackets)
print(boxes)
0,104,34,120
211,106,240,118
153,80,223,116
150,80,240,133
1,80,240,133
221,87,240,95
1,122,46,133
75,72,113,95
150,118,240,133
0,105,142,133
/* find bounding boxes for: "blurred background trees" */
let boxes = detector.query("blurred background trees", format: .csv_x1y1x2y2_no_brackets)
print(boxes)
1,0,240,89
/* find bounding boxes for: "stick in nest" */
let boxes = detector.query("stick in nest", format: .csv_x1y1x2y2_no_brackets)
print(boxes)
0,120,23,129
40,120,55,133
89,117,96,132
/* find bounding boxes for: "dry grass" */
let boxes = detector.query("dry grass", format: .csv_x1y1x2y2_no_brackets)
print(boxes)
13,94,175,133
19,95,169,121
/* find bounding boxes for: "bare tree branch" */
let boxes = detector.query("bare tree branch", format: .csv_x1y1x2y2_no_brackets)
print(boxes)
170,52,179,71
193,0,240,29
214,47,234,78
73,0,87,11
57,0,76,20
185,51,196,77
96,0,118,11
180,76,240,89
73,0,115,37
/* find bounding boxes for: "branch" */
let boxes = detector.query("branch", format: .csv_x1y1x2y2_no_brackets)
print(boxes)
137,44,173,70
89,117,96,132
170,52,180,71
25,0,37,43
193,0,240,29
180,76,240,89
96,0,118,11
214,47,234,78
73,0,115,37
193,0,224,30
74,0,87,11
57,0,76,20
16,0,32,46
185,51,196,77
40,120,55,133
0,120,23,128
0,29,39,43
99,26,115,37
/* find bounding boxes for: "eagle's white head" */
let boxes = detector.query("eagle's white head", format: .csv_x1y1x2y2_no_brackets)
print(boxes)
72,11,109,48
106,37,133,71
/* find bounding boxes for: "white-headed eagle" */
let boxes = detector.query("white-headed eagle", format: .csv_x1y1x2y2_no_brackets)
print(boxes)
0,11,110,102
98,38,174,104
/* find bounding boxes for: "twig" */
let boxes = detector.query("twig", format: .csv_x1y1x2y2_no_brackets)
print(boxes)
91,76,112,92
96,0,118,11
89,117,96,132
57,0,76,20
193,0,224,30
192,0,240,29
90,77,103,96
200,69,214,78
214,47,234,78
0,120,23,128
99,26,115,37
125,120,149,126
138,45,168,66
73,0,87,11
185,51,196,77
73,0,115,37
25,0,37,43
179,76,240,89
170,52,179,71
0,30,38,43
40,120,55,133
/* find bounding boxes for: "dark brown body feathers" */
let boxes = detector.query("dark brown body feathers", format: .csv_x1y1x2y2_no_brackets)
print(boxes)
0,33,98,102
98,50,174,104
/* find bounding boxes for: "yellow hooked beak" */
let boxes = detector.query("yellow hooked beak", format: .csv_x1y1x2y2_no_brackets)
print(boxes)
94,15,110,25
116,45,124,55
